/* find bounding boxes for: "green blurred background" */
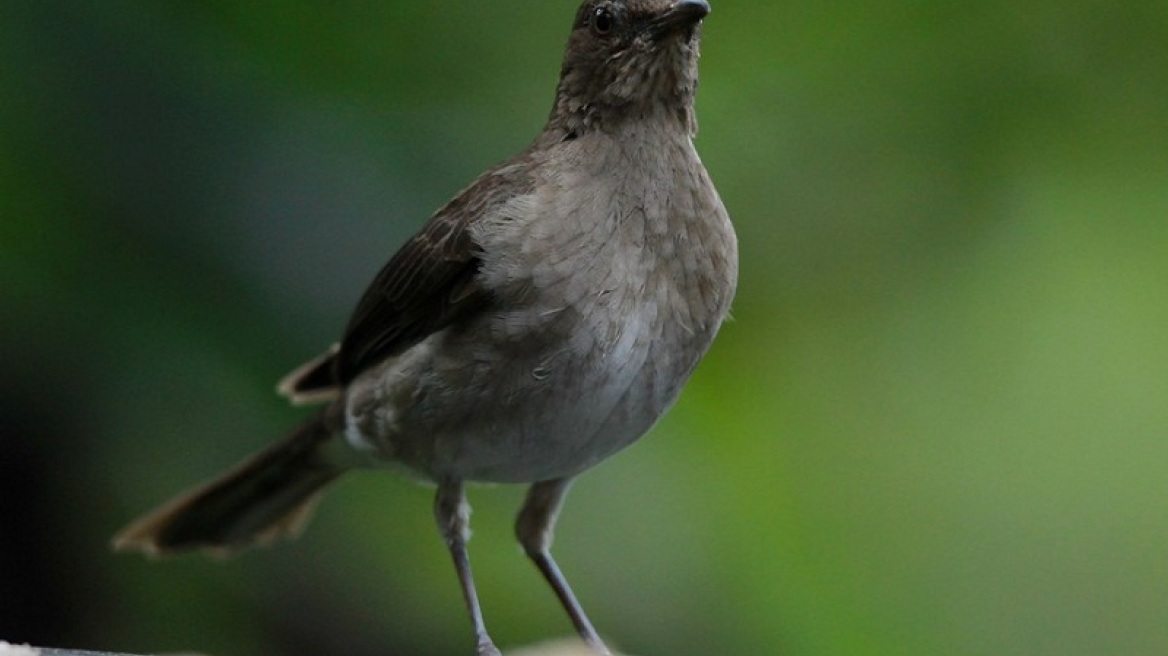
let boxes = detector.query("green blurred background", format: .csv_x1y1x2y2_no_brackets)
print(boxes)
3,1,1167,655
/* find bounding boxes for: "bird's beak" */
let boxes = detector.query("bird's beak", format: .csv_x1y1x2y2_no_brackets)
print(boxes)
651,0,710,39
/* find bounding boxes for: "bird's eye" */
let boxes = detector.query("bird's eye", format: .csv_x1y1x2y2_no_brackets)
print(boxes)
591,7,614,36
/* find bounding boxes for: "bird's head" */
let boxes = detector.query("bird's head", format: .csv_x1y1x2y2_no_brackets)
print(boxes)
551,0,710,135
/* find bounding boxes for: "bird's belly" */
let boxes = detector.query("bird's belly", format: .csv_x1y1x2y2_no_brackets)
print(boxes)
344,303,697,483
430,369,665,483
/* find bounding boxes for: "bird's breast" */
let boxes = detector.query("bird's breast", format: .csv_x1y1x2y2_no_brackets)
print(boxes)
351,127,736,483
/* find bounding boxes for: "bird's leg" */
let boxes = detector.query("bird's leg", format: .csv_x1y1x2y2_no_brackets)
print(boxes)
516,478,611,656
435,480,501,656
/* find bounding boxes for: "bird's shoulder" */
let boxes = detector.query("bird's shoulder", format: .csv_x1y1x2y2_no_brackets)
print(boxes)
278,147,546,401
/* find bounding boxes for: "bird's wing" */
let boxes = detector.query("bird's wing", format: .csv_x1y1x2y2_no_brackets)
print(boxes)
278,162,534,402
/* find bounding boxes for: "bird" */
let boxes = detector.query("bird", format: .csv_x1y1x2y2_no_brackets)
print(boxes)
114,1,736,654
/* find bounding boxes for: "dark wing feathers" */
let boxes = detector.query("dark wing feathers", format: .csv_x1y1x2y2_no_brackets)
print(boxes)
335,214,486,383
280,161,535,399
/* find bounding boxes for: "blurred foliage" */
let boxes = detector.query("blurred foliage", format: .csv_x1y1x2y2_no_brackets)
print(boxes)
3,1,1167,655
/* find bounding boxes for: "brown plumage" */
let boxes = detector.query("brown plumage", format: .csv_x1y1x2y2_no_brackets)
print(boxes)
115,2,735,654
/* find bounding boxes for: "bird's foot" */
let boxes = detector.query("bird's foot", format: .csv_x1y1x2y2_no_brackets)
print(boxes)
586,639,613,656
476,638,503,656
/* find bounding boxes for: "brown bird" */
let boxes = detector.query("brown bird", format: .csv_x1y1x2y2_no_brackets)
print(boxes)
114,0,736,654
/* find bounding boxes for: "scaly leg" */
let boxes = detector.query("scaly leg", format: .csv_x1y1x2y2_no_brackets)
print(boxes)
435,480,501,656
515,478,611,655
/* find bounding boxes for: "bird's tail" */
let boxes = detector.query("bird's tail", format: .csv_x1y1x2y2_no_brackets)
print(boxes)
113,405,346,556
